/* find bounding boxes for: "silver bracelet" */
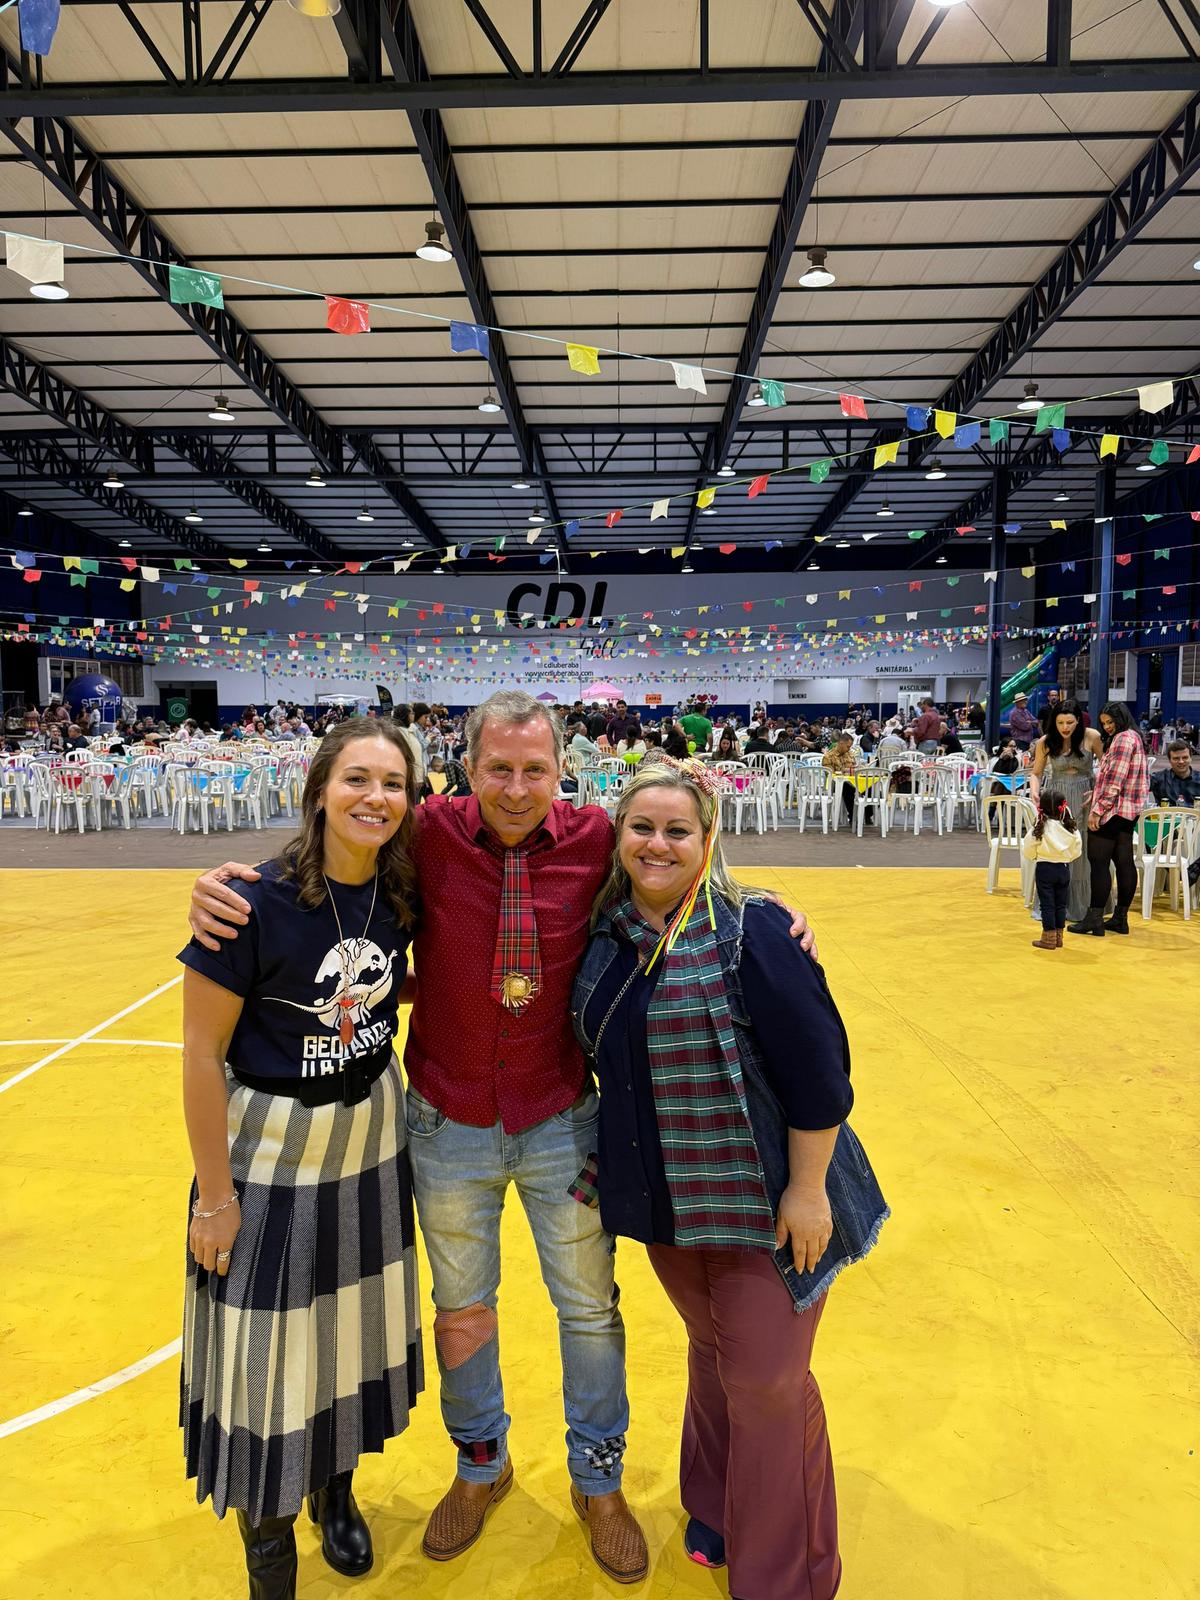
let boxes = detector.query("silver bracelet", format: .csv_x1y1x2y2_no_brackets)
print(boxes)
192,1191,239,1220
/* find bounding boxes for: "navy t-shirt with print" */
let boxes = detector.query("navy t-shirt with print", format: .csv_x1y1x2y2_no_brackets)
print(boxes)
178,860,411,1082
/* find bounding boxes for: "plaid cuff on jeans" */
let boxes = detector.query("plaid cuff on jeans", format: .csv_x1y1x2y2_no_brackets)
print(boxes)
453,1436,501,1466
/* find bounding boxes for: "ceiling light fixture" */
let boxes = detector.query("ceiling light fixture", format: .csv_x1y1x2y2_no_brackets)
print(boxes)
927,0,968,8
286,0,342,17
30,279,69,301
1053,487,1070,502
184,506,203,524
416,220,452,263
808,561,819,570
102,470,124,490
681,559,694,573
309,566,322,574
925,459,947,480
400,538,414,549
118,537,131,548
208,393,235,422
876,499,895,517
798,247,835,289
357,505,375,522
16,502,33,517
1018,380,1043,412
511,479,530,490
1136,456,1157,471
835,539,850,548
257,541,273,553
306,470,325,487
701,504,718,516
528,506,546,523
717,464,736,477
935,554,948,564
478,390,503,413
746,384,768,408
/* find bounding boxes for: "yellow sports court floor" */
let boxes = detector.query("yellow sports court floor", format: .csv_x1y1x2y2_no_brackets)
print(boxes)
0,867,1194,1600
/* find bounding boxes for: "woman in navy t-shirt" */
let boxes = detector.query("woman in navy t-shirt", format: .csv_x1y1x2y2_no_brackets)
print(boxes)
178,718,423,1594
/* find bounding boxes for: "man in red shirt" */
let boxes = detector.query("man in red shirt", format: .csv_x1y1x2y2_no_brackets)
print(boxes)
187,691,814,1583
906,698,945,754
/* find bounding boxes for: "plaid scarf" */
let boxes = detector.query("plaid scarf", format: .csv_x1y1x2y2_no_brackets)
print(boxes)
608,896,776,1250
489,845,542,1012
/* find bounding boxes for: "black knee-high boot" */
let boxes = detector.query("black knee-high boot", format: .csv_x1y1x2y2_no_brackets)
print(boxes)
235,1510,297,1600
308,1470,374,1577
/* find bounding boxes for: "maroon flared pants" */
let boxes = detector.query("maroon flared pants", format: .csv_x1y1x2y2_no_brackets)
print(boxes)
648,1244,840,1600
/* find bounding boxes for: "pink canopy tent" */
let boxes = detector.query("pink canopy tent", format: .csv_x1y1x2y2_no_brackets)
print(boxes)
581,681,620,699
535,692,558,702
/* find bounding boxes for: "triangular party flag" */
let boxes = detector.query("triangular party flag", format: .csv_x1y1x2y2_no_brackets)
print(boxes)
1021,565,1036,578
650,499,669,521
839,393,868,419
988,417,1010,444
168,264,224,309
1162,584,1177,595
671,362,707,395
907,405,931,432
984,571,997,583
141,565,160,582
956,525,976,535
1052,428,1070,452
1045,597,1058,608
945,577,960,588
874,441,899,469
1050,519,1067,530
906,610,918,621
80,558,98,574
761,379,787,408
229,558,247,569
525,528,540,544
566,343,600,375
748,474,769,498
120,578,136,592
450,321,489,357
906,529,927,540
19,0,61,57
1187,444,1200,464
1035,402,1066,433
5,233,64,286
696,487,716,509
1121,588,1136,599
719,544,737,556
954,421,981,448
69,571,87,587
838,589,851,601
22,568,41,583
671,547,686,559
934,409,956,439
565,519,581,539
1138,380,1174,414
1154,547,1169,559
1100,433,1120,459
325,296,370,335
764,540,781,552
908,581,923,593
809,458,831,484
605,509,623,528
1149,439,1170,465
1116,553,1132,566
1084,592,1097,603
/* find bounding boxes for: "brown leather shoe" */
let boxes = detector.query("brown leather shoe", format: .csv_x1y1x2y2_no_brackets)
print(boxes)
421,1460,514,1561
570,1486,649,1584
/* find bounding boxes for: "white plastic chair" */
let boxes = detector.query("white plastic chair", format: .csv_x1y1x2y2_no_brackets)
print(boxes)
170,766,217,834
793,764,834,834
851,771,890,838
984,796,1038,902
97,763,136,830
131,753,168,818
232,764,269,831
1,758,32,819
46,764,96,833
1137,808,1199,922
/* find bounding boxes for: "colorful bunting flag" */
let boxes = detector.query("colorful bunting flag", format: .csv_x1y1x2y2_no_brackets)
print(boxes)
907,405,931,432
988,418,1010,444
671,362,707,395
747,474,770,498
696,487,716,509
934,410,956,439
1100,433,1120,458
1035,402,1066,433
954,421,981,448
1052,428,1070,452
839,393,868,420
566,343,600,375
1149,439,1170,465
605,509,623,528
168,264,224,309
19,0,61,57
5,233,63,286
564,520,580,539
650,499,669,521
450,321,489,357
809,459,831,484
719,544,737,556
325,296,370,335
873,441,899,469
1138,380,1174,414
761,379,787,408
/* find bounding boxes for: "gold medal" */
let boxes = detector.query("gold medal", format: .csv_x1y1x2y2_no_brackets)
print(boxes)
501,972,535,1009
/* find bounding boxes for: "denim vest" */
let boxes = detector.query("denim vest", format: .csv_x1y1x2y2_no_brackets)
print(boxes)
571,894,890,1313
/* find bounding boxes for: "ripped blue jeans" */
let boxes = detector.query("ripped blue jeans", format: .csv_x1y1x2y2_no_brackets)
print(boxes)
405,1084,629,1493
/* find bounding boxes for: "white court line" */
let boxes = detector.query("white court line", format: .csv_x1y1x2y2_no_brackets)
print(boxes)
0,975,182,1095
0,1339,181,1440
0,1038,181,1049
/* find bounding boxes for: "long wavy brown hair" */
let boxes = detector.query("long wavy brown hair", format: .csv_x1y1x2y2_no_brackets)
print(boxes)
277,718,418,928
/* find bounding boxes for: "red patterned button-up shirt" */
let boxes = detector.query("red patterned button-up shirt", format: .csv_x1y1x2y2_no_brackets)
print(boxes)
405,795,615,1131
1091,728,1150,824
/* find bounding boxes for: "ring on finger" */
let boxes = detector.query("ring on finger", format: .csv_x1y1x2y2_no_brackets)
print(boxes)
216,1249,232,1263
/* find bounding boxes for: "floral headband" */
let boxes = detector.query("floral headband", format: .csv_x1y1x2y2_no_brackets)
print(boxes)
653,753,724,797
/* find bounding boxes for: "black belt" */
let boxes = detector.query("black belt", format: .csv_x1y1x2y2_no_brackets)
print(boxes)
233,1044,392,1108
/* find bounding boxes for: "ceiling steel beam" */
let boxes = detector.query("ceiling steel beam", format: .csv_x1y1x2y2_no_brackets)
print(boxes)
793,91,1200,566
0,431,231,559
341,430,452,558
338,0,569,567
682,0,873,563
3,59,1199,116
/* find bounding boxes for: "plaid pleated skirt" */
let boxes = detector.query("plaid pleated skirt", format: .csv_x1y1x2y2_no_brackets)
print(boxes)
181,1058,423,1522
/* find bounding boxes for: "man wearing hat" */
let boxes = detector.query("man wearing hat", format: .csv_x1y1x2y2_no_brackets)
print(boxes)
1008,692,1040,752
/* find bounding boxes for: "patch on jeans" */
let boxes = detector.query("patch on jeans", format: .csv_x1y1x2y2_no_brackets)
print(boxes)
453,1436,501,1466
583,1434,627,1478
568,1152,600,1209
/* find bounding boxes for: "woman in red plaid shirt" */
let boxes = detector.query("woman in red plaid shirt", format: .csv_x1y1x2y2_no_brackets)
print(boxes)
1068,701,1150,937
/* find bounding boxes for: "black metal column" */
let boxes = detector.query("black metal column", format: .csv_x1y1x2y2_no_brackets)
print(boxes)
984,468,1008,751
1089,463,1117,721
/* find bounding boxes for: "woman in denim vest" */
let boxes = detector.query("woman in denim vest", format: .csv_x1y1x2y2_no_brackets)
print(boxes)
572,760,887,1600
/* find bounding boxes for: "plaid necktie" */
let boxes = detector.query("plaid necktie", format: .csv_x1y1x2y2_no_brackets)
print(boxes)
490,846,542,1012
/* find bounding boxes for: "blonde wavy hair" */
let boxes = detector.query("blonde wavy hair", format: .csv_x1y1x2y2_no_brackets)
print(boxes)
277,718,419,929
590,759,746,926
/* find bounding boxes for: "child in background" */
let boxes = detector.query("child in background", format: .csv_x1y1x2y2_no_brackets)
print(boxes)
1022,789,1083,950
